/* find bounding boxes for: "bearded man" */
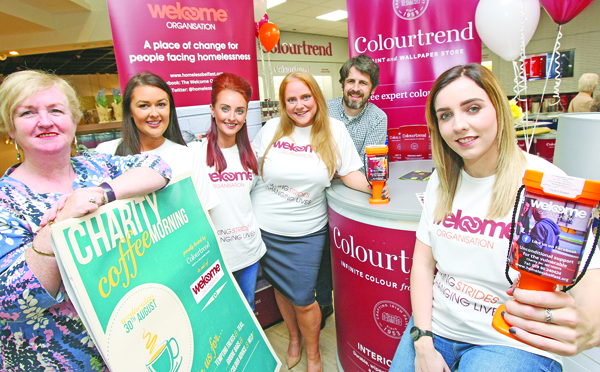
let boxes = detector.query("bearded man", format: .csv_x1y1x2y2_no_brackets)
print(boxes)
327,54,388,173
319,54,388,329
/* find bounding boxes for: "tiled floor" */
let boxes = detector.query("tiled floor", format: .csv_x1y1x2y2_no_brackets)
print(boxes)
264,314,340,371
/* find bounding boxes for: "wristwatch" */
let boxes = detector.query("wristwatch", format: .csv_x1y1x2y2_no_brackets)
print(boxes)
410,326,434,342
99,182,116,203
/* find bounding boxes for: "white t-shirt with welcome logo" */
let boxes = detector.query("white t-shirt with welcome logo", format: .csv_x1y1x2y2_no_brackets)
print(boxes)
95,138,219,211
196,140,266,272
418,152,576,361
251,117,363,237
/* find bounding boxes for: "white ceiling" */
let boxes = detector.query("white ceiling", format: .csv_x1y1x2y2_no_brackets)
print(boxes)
0,0,349,45
265,0,349,38
0,0,91,36
0,0,349,73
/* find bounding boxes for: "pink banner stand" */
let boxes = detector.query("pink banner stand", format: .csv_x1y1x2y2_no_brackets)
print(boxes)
346,0,481,139
326,160,433,372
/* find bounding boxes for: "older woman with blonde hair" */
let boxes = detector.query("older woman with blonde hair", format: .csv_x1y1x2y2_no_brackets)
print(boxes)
0,70,170,371
251,70,386,371
568,73,598,112
390,63,600,372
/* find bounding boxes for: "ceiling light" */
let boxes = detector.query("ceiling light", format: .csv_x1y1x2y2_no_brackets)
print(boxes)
9,51,19,56
267,0,286,9
317,10,347,21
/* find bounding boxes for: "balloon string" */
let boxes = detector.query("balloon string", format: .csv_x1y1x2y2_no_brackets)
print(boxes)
550,25,563,108
513,0,527,102
515,0,533,153
513,60,527,100
530,25,561,148
267,52,274,101
518,0,529,118
536,57,554,122
258,39,268,99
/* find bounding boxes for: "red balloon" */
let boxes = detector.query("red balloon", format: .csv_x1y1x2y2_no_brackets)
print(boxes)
259,22,280,52
540,0,595,25
255,22,260,38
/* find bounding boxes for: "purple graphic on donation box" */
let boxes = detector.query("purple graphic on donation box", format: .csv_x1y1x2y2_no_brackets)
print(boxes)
346,0,481,160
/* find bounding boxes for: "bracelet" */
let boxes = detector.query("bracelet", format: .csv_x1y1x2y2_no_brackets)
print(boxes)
99,182,116,203
31,245,55,257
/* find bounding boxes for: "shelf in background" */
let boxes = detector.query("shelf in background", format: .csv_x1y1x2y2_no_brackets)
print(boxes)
76,121,122,135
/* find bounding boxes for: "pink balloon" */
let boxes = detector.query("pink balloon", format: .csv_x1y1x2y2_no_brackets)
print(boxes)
540,0,596,25
255,13,269,38
259,13,269,28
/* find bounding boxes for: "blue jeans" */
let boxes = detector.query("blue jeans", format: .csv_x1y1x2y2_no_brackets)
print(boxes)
389,317,562,372
232,261,260,311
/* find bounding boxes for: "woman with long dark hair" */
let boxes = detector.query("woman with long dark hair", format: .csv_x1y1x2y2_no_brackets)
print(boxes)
96,72,219,211
196,72,265,309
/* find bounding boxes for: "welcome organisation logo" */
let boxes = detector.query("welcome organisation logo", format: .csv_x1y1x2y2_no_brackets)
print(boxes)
393,0,429,20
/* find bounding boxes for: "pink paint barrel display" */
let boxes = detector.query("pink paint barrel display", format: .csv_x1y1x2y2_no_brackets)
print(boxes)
326,160,433,372
388,126,431,162
399,125,431,161
517,137,535,154
387,128,402,162
535,133,557,163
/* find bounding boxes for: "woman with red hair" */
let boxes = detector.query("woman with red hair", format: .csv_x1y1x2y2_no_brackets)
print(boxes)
196,72,265,309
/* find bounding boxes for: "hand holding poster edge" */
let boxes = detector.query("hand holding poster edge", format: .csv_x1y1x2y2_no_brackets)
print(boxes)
50,173,281,371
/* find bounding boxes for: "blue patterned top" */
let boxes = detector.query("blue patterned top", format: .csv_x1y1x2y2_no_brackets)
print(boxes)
0,151,171,372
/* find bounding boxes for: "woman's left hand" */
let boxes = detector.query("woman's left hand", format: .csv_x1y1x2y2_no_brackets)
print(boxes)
59,187,106,219
39,187,106,229
502,274,600,356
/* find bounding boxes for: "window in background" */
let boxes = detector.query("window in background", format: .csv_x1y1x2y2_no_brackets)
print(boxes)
523,50,575,81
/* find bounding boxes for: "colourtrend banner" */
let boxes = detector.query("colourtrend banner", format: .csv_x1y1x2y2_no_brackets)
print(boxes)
346,0,481,159
329,208,416,372
51,175,280,371
107,0,259,107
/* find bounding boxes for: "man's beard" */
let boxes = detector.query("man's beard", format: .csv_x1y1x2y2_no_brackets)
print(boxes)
343,90,369,110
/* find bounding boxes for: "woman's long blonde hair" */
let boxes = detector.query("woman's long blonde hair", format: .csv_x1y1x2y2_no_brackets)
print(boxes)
260,71,338,178
426,64,526,222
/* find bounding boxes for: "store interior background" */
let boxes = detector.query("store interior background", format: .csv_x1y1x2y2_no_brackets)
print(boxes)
0,0,598,172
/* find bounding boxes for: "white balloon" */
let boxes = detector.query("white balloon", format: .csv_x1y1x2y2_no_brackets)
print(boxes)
254,0,268,23
475,0,541,61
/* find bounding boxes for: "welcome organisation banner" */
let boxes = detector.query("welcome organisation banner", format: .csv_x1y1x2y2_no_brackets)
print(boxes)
51,175,280,372
107,0,260,107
